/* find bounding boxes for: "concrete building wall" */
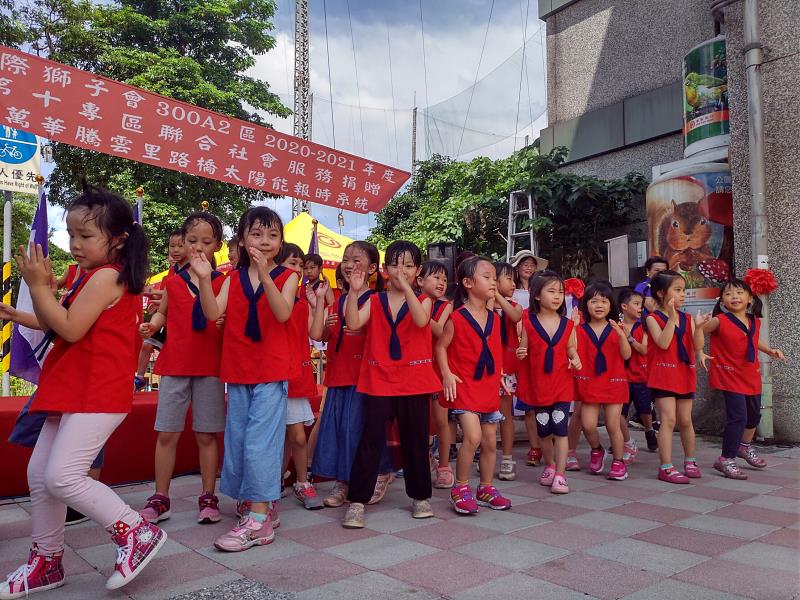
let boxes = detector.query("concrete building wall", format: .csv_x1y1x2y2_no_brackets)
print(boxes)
547,0,715,122
542,0,800,440
722,0,800,441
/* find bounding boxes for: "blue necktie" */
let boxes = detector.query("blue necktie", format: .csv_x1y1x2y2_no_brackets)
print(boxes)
656,310,690,364
379,292,410,361
178,268,221,331
528,313,568,373
581,322,613,375
723,312,757,363
458,308,496,380
334,291,373,352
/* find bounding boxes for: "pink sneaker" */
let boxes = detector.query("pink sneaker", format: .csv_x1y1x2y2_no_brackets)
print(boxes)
589,447,609,475
450,483,479,515
565,450,581,471
325,481,348,507
138,493,171,523
197,493,221,524
0,545,65,599
714,457,748,480
270,501,281,528
658,467,689,484
550,474,570,494
539,464,556,486
623,440,638,465
684,461,702,478
607,459,628,481
476,484,511,510
737,445,767,469
214,516,274,552
106,520,167,590
434,466,455,489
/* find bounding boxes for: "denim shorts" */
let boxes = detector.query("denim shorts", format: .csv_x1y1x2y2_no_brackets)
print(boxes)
448,409,504,424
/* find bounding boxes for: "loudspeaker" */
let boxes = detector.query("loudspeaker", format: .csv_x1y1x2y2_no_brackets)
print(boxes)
427,242,457,294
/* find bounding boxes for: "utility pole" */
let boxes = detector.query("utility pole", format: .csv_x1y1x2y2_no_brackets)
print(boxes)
411,92,417,175
292,0,310,217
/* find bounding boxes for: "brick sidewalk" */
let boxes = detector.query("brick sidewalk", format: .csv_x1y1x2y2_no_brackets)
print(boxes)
1,431,798,600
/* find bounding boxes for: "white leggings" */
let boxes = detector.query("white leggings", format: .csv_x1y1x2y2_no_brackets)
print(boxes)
28,413,141,554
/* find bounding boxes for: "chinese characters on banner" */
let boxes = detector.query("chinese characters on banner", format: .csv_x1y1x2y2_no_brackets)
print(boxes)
0,125,41,194
0,46,409,213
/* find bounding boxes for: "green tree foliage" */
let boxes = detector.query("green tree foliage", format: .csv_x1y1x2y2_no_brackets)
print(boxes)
22,0,290,271
0,0,26,47
369,146,647,279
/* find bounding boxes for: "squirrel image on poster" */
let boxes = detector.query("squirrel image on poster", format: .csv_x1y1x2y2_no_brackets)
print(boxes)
658,199,715,271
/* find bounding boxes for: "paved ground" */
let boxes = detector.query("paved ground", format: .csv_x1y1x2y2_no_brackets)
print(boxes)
1,431,799,600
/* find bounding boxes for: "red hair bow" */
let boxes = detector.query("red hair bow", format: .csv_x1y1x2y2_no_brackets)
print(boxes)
743,268,778,296
564,278,585,299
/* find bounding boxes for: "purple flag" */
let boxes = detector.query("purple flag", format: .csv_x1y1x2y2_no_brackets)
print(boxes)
10,188,49,383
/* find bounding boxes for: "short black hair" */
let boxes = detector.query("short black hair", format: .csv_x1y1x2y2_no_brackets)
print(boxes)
650,270,685,308
580,280,616,322
419,260,448,280
528,270,565,316
277,242,304,264
645,256,668,271
235,206,283,269
169,229,183,239
385,240,422,267
305,253,323,268
618,287,643,307
181,212,223,243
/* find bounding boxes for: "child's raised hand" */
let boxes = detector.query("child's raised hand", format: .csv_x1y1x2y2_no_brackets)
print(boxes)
314,280,330,300
767,347,786,360
568,354,582,371
609,319,625,337
515,346,528,360
16,242,51,288
247,246,269,277
695,310,712,326
571,306,581,325
666,297,679,321
188,248,212,279
325,312,339,328
305,285,317,308
349,265,367,292
697,350,714,371
442,372,462,403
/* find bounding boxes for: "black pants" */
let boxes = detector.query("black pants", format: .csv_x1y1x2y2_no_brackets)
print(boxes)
347,393,432,504
722,392,761,458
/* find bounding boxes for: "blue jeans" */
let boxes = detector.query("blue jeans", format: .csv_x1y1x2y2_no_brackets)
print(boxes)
221,382,287,503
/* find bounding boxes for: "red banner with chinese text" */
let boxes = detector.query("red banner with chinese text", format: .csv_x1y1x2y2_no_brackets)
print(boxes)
0,46,408,213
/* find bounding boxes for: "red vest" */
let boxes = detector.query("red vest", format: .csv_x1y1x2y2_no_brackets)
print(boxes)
33,265,140,414
356,292,440,396
154,273,225,377
520,313,575,406
324,291,372,388
574,323,629,404
709,313,762,395
625,321,648,383
220,266,298,384
497,300,520,375
64,263,81,289
646,311,696,394
442,307,502,413
287,298,318,398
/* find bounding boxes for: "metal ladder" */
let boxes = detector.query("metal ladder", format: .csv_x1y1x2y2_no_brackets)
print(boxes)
506,189,538,260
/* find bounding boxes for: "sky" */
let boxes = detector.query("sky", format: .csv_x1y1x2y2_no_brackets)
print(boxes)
44,0,547,250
